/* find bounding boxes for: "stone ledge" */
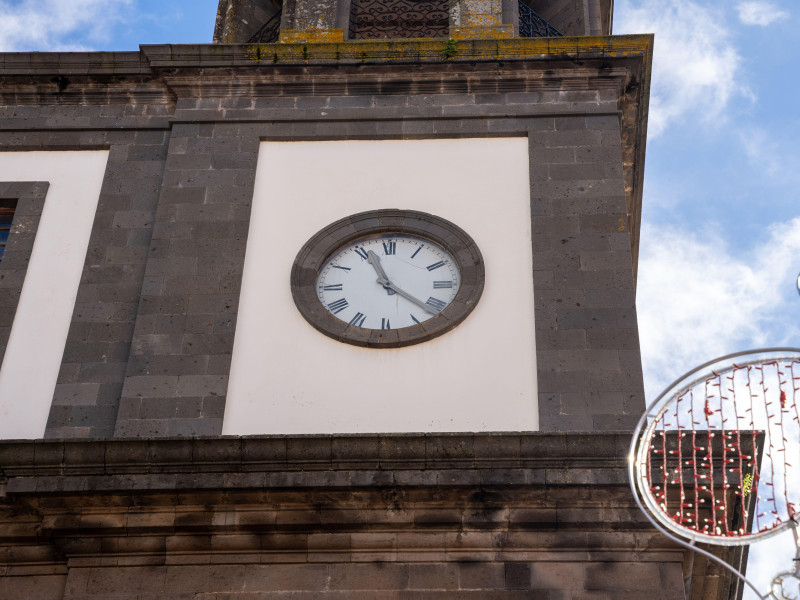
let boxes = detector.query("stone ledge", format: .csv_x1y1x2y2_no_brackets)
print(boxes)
0,36,652,74
143,35,652,68
0,433,632,489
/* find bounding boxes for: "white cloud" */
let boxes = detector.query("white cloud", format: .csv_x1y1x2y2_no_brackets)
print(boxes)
636,217,800,400
637,217,800,597
736,1,790,26
742,529,797,598
615,0,748,137
738,126,800,186
0,0,132,52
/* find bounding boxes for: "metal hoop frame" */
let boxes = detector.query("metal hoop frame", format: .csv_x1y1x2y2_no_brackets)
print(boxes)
629,347,800,599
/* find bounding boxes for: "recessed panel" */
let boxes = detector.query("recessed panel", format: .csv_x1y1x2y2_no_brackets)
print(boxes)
0,151,109,439
224,138,536,434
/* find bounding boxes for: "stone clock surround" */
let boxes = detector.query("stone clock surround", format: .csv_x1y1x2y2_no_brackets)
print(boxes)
115,120,640,437
0,37,650,438
289,209,486,348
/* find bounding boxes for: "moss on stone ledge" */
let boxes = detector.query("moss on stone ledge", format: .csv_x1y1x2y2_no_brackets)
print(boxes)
241,35,653,65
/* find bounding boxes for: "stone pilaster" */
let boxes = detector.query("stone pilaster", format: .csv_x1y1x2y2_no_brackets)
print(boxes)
451,0,514,39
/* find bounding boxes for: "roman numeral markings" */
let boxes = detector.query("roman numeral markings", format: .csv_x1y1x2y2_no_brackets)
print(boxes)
381,318,391,330
425,297,447,312
433,281,453,289
323,284,343,291
354,246,369,260
410,246,422,259
349,312,366,327
382,241,396,255
332,265,351,271
426,261,445,271
327,298,349,314
410,314,421,324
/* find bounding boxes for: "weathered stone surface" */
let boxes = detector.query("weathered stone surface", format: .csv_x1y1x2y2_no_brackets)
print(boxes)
0,434,742,599
1,37,651,435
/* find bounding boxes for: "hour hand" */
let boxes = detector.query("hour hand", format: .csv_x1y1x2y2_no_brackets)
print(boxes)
367,250,394,294
367,250,389,280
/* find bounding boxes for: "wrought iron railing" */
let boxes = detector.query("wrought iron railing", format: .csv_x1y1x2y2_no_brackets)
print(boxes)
518,1,562,37
350,0,449,40
248,9,282,44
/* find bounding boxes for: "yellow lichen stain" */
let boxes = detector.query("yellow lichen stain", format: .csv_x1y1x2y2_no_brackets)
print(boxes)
450,25,513,40
279,28,345,44
239,34,653,66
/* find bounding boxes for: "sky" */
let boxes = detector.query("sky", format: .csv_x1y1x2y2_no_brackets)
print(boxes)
1,0,799,596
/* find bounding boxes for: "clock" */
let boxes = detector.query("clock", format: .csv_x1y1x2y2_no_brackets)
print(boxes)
290,210,484,348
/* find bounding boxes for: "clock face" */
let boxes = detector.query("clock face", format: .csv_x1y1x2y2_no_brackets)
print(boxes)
316,234,460,330
291,210,484,348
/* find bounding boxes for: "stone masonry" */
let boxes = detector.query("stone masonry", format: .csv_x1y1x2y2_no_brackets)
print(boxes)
0,10,712,599
0,433,743,599
0,36,652,438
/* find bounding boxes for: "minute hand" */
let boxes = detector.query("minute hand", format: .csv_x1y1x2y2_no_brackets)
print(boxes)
375,277,439,316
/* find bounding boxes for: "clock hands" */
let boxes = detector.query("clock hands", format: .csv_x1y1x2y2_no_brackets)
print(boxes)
366,250,395,295
375,277,439,316
368,249,440,316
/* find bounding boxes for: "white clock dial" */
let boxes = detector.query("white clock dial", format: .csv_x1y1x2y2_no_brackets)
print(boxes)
316,234,460,330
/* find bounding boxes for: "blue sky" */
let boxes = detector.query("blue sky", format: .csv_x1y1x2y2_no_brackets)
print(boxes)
1,0,798,595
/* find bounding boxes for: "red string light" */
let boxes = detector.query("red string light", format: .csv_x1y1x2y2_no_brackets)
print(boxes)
646,357,800,539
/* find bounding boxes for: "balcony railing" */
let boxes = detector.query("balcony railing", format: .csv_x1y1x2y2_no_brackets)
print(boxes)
350,0,450,40
248,9,282,44
519,1,562,37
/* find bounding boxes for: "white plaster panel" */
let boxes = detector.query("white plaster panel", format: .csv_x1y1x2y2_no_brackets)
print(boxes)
0,151,109,439
224,138,536,434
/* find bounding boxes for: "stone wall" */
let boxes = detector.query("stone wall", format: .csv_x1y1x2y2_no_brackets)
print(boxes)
0,37,651,438
0,433,741,600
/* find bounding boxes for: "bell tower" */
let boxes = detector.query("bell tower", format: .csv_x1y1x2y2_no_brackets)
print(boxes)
216,0,615,43
0,1,741,598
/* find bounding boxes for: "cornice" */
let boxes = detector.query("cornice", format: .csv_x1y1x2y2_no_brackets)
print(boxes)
0,36,651,78
0,433,631,497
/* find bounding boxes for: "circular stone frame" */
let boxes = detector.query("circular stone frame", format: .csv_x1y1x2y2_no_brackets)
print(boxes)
290,209,485,348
